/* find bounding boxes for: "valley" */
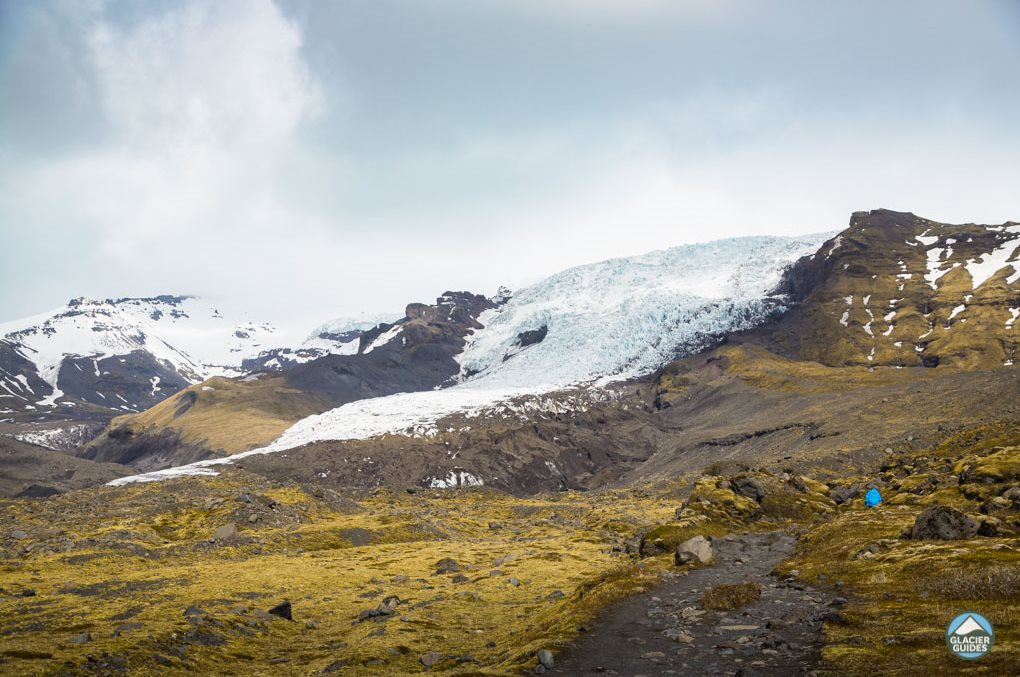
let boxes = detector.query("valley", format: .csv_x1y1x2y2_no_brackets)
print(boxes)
1,209,1019,675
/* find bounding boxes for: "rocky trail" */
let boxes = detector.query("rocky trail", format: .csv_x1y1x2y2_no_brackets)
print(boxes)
550,532,837,676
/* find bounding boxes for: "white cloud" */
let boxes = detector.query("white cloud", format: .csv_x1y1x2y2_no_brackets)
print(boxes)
2,0,344,324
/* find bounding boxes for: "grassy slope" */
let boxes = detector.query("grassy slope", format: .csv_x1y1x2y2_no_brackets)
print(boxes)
104,376,329,455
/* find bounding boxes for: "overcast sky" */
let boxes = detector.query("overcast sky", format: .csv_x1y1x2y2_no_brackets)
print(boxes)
2,1,1019,328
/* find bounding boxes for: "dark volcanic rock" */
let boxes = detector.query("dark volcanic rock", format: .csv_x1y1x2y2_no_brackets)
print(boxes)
435,558,461,574
908,505,979,540
268,600,293,620
284,291,496,402
730,476,765,502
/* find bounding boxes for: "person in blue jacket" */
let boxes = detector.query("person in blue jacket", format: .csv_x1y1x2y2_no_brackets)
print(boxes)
865,487,882,507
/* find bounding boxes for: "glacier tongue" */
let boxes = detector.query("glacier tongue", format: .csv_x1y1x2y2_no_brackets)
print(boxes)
112,233,828,484
457,235,826,388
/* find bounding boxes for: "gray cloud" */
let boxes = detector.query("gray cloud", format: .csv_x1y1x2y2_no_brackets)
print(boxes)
2,0,1019,330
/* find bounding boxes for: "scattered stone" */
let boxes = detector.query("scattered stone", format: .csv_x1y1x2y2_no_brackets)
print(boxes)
451,574,470,584
113,622,144,636
830,597,848,606
435,558,460,574
546,590,565,601
183,606,206,619
320,660,351,673
829,484,859,505
268,600,293,621
981,497,1011,514
908,505,979,540
153,654,174,667
731,477,765,502
642,651,666,661
675,535,714,565
420,652,442,668
10,530,28,540
664,628,695,643
508,577,521,587
340,527,373,546
213,523,237,542
68,632,91,644
538,649,555,669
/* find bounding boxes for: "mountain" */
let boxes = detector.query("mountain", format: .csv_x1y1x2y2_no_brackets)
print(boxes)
0,297,408,428
99,210,1020,494
0,295,282,419
101,234,826,485
82,291,500,471
763,209,1020,368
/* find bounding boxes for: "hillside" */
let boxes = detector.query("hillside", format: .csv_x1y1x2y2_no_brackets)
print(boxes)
762,209,1020,368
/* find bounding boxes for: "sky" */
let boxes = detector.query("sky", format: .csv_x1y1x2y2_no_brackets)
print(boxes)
2,0,1019,329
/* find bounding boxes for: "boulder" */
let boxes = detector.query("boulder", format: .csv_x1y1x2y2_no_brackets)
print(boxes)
674,535,714,565
435,557,460,574
213,523,237,542
537,649,555,669
829,483,859,505
268,600,293,621
908,505,978,540
420,652,442,669
981,496,1011,514
730,477,765,503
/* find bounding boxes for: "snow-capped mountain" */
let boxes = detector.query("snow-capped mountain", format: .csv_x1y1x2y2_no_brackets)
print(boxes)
241,313,400,372
0,296,293,417
112,233,828,483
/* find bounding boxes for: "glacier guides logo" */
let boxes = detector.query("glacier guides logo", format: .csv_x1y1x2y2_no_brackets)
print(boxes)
946,612,994,659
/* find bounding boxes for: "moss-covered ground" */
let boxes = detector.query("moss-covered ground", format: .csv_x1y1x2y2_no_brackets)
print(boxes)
2,421,1019,674
782,432,1020,675
1,472,687,675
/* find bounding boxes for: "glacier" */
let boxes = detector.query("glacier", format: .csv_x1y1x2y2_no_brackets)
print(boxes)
112,233,829,484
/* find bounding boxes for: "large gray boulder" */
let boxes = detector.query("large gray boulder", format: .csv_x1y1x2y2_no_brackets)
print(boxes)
674,535,714,565
730,477,765,503
909,505,978,540
214,522,237,542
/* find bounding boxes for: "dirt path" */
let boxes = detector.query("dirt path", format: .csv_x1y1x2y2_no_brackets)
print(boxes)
550,531,834,676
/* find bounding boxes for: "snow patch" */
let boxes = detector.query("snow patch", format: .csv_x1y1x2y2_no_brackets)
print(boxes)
363,325,402,354
427,470,484,489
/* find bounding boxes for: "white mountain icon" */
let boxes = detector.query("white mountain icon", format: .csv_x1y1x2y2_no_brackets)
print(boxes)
954,615,987,636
